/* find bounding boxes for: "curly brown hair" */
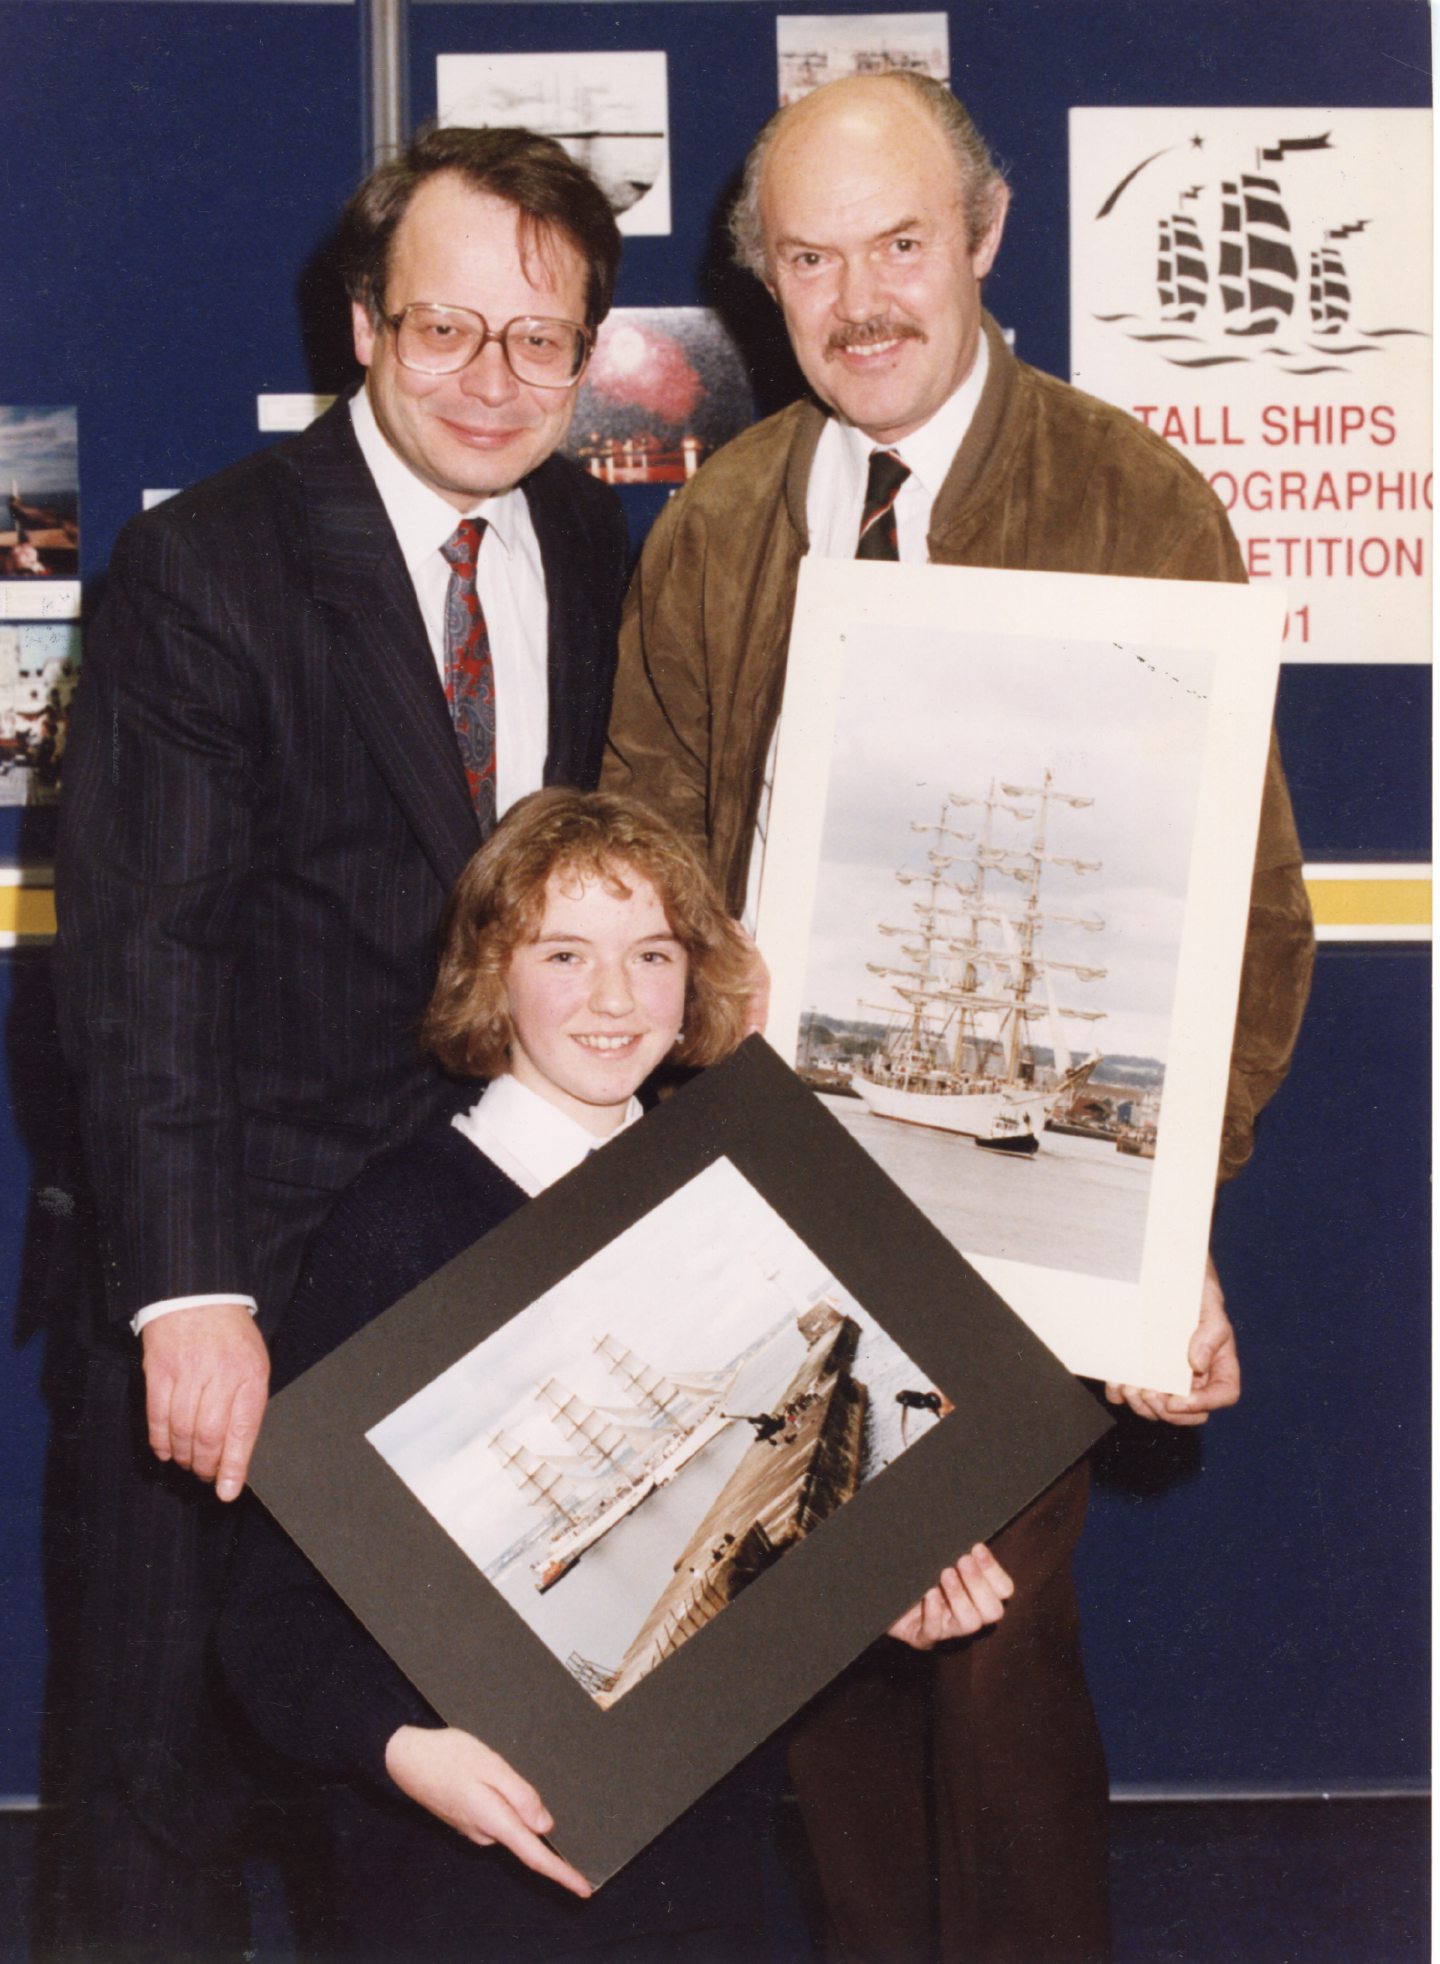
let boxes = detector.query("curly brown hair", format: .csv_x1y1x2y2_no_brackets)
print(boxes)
423,789,754,1081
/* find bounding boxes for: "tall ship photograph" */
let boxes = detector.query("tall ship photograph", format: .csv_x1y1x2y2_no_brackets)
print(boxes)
844,770,1110,1157
767,607,1215,1294
794,762,1167,1285
367,1159,946,1705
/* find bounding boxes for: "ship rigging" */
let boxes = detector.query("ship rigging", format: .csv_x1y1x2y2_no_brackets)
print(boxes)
851,770,1107,1156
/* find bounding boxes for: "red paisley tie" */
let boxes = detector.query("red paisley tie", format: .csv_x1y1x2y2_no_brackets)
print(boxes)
440,517,498,831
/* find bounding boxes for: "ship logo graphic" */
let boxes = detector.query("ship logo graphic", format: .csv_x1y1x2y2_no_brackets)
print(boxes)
1090,129,1429,375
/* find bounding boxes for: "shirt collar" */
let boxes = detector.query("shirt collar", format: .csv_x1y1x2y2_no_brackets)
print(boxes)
349,385,522,577
452,1071,643,1198
834,328,990,502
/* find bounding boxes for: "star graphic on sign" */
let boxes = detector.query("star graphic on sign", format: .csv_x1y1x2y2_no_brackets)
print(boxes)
1190,134,1205,149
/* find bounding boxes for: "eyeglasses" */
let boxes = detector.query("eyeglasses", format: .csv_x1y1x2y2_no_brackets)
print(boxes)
383,304,593,389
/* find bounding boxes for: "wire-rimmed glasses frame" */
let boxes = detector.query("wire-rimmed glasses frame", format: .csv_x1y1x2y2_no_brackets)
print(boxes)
383,303,594,389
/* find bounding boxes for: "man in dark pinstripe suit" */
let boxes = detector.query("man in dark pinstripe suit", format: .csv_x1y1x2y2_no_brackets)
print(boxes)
51,127,628,1952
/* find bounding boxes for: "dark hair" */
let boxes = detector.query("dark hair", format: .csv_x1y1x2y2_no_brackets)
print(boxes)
424,789,754,1081
338,125,622,330
730,72,1009,278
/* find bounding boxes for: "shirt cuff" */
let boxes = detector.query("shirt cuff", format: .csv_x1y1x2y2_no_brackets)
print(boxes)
131,1293,260,1337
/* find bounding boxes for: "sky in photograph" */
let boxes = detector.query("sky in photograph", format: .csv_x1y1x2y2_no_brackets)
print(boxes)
0,407,78,499
367,1157,836,1564
796,626,1214,1061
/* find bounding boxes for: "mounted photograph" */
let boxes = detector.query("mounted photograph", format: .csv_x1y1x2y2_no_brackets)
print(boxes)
776,13,949,105
250,1040,1109,1885
438,50,671,235
0,406,79,584
368,1156,948,1708
563,308,756,487
755,560,1286,1393
0,623,80,804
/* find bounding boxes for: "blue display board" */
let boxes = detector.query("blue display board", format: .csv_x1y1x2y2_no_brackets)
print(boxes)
0,0,365,1796
0,0,1429,1806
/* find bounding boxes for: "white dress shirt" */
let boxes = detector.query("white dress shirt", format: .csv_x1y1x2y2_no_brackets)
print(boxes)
350,387,550,816
803,333,989,563
743,339,990,933
451,1072,643,1197
134,389,555,1336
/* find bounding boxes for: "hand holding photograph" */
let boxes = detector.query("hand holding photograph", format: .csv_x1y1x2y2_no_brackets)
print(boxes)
754,560,1287,1395
249,1039,1108,1886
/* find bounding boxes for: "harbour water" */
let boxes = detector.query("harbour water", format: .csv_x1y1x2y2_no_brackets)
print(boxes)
817,1095,1152,1284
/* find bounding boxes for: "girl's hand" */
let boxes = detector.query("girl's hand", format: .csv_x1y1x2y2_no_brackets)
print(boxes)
384,1724,591,1897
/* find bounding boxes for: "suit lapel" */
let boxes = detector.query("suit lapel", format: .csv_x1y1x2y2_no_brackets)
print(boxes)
300,401,481,889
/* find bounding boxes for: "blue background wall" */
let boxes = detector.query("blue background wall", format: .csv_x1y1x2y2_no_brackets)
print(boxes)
1,0,1429,1803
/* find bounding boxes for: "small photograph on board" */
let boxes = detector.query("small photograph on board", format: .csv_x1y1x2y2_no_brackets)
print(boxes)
438,51,671,236
776,13,950,105
0,623,80,805
0,407,78,581
563,308,756,486
367,1156,948,1709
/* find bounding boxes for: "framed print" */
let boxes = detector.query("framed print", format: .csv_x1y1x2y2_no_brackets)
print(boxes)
437,51,671,236
0,407,80,620
754,560,1286,1395
776,13,950,105
563,308,755,486
250,1039,1107,1886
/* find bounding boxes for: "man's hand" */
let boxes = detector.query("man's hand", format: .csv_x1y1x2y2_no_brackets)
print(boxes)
887,1543,1014,1651
737,926,771,1037
384,1725,592,1898
1104,1252,1240,1428
141,1302,270,1500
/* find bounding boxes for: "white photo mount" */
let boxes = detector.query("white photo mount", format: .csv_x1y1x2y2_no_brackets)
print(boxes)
755,559,1287,1395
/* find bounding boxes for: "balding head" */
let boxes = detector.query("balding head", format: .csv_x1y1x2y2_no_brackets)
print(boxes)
730,73,1008,282
730,72,1010,444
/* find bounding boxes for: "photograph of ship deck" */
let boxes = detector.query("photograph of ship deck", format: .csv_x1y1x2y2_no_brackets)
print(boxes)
773,617,1214,1287
0,407,79,580
366,1157,947,1705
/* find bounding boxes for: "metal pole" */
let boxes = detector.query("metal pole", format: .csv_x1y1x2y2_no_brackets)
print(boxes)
364,0,407,165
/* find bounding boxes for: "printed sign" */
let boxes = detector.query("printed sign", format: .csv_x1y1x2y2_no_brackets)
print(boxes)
1071,108,1432,663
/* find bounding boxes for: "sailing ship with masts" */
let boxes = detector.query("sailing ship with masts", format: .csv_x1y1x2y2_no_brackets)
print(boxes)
1157,195,1208,323
1148,165,1362,343
1217,173,1299,335
1307,232,1351,335
851,771,1107,1156
491,1337,742,1591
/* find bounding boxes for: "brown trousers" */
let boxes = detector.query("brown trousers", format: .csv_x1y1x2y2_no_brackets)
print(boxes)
788,1462,1109,1964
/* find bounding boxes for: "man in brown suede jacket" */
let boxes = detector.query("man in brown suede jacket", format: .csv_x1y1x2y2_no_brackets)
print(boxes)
605,72,1313,1964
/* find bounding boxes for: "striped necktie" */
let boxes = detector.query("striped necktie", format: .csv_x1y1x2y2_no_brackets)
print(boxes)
855,449,911,561
440,517,498,832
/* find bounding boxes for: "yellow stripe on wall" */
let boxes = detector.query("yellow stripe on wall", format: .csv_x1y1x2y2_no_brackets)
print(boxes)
1,869,1431,948
0,884,57,941
1304,866,1431,941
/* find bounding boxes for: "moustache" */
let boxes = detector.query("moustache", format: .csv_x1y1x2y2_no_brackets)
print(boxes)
825,320,926,356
